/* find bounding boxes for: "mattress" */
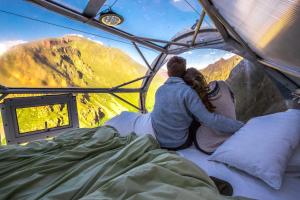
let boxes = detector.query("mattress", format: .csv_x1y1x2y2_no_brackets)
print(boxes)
177,147,300,200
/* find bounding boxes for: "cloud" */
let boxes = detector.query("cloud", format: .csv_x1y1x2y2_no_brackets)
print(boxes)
66,33,84,38
222,52,234,59
65,34,104,45
209,49,216,55
171,0,196,12
183,51,193,55
0,40,27,55
93,40,104,45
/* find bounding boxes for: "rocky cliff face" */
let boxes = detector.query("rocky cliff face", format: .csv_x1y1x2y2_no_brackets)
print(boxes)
226,59,287,121
201,56,287,121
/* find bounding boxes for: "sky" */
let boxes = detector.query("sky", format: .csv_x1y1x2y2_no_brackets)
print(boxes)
0,0,233,69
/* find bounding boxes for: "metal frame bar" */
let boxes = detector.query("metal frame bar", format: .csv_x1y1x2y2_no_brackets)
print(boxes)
83,0,106,18
0,93,8,102
258,59,300,79
132,42,153,72
198,0,228,41
28,0,167,53
0,87,140,94
191,10,206,46
110,93,141,111
167,38,224,55
134,36,190,47
140,52,168,112
111,75,150,90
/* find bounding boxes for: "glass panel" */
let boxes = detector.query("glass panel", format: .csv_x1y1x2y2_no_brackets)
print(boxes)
0,113,5,145
0,0,154,88
16,104,70,134
146,70,168,112
116,93,140,108
1,93,142,134
76,93,140,128
203,15,216,29
102,0,204,40
52,0,89,12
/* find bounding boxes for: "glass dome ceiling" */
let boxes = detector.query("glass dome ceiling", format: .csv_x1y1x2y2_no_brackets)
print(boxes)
99,0,214,40
47,0,215,45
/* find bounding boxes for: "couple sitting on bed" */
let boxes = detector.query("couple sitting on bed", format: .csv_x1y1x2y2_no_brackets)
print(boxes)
106,56,244,154
151,56,244,153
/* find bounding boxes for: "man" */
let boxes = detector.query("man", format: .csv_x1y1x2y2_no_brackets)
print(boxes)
151,56,244,150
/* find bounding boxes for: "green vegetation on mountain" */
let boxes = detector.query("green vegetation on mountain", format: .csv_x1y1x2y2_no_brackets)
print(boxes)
0,36,165,144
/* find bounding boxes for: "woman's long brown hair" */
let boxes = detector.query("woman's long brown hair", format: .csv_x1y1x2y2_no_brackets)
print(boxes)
183,68,215,112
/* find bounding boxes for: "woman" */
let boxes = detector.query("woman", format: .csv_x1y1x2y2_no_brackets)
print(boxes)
183,68,237,154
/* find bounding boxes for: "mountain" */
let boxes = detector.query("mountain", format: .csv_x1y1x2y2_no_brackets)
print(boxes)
200,56,286,121
0,35,148,88
0,36,165,144
200,55,243,82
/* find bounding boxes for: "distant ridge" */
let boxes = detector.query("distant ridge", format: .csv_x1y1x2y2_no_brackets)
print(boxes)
200,55,243,82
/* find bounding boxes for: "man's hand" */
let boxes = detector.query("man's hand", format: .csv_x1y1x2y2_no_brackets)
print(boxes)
292,89,300,104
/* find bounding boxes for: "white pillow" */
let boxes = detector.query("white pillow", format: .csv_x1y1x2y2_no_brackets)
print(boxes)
286,144,300,175
105,111,140,136
209,109,300,189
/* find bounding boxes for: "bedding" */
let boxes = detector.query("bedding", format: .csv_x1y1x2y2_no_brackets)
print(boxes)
195,80,236,154
209,109,300,189
287,144,300,176
0,126,247,200
178,147,300,200
105,111,156,138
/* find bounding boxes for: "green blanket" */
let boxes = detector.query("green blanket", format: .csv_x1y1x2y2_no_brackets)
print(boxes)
0,126,247,200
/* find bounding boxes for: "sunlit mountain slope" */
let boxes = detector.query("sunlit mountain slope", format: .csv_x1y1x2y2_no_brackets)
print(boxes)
0,36,165,144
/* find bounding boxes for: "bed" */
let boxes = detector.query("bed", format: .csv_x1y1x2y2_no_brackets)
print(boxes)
0,126,247,200
105,110,300,200
178,147,300,200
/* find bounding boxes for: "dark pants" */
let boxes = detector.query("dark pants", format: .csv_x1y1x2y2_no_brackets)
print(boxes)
162,120,200,151
168,120,213,155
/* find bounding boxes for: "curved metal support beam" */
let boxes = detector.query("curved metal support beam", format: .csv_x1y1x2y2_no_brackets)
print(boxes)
168,38,224,55
134,36,190,47
139,53,168,112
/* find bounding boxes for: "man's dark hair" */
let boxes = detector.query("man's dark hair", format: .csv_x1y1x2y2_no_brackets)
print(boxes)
167,56,186,77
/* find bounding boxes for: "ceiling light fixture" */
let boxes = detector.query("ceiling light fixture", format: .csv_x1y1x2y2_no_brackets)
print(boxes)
99,9,124,27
